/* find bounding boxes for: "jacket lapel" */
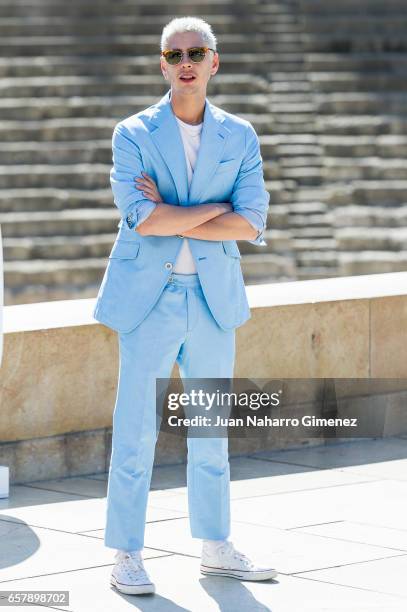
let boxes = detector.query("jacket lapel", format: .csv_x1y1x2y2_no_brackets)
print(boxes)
149,89,230,206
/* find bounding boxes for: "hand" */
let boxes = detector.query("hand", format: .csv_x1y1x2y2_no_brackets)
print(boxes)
135,171,163,203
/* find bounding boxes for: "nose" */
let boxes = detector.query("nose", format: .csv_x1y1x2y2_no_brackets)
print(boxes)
180,52,192,67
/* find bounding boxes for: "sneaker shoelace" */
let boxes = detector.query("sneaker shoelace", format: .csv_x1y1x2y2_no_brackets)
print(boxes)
218,541,255,569
121,552,150,581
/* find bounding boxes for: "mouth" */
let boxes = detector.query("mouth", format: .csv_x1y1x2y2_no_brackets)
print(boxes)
179,74,196,82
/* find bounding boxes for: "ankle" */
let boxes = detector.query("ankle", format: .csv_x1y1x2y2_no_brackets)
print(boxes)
115,548,143,561
202,538,228,552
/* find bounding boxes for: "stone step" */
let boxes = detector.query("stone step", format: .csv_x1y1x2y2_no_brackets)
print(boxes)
2,231,281,261
0,141,112,165
294,268,340,281
0,54,305,78
288,201,329,214
314,92,407,115
0,114,273,143
263,142,323,158
275,166,324,186
0,163,111,189
270,115,320,130
0,15,285,37
0,206,277,237
4,282,97,306
265,180,297,203
3,233,116,260
317,115,407,136
0,74,271,98
241,252,297,281
302,33,407,53
271,135,407,160
0,0,253,18
289,213,333,228
302,14,407,27
298,0,407,15
0,35,298,57
0,188,112,212
239,229,292,256
4,248,296,291
337,251,407,276
0,208,119,237
0,118,116,143
333,205,407,228
3,257,107,288
270,81,313,93
2,131,293,166
0,93,271,120
335,227,407,251
279,156,323,169
291,227,334,239
322,157,407,181
296,251,337,267
304,52,407,72
324,180,407,207
292,238,336,251
320,135,407,157
289,187,332,203
308,72,407,93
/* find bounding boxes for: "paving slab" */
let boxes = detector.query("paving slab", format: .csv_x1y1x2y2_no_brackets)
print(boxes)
229,478,407,530
134,516,403,575
0,519,169,582
0,484,83,509
21,476,108,498
252,438,407,480
292,520,407,552
0,495,186,533
297,554,407,599
0,552,405,612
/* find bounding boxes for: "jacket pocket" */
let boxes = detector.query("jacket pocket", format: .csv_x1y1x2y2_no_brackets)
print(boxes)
108,240,140,259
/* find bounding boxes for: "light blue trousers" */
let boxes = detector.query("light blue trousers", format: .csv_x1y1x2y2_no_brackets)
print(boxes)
104,272,236,551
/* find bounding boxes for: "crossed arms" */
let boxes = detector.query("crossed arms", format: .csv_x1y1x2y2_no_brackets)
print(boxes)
110,121,269,245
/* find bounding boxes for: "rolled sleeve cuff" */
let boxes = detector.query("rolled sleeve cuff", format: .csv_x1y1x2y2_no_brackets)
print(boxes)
125,200,157,230
234,208,267,246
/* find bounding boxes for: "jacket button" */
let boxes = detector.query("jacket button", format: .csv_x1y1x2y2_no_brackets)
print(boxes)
165,262,173,270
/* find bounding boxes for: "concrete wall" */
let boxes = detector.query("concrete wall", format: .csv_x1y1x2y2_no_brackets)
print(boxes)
1,271,407,484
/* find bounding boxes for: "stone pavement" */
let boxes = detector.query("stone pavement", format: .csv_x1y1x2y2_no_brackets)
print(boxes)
1,437,407,611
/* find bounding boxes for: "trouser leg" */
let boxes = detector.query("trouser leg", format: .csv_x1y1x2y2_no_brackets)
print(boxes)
176,284,236,540
104,281,186,551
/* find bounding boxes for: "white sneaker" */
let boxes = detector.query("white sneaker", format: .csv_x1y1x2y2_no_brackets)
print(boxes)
110,550,155,595
200,540,278,581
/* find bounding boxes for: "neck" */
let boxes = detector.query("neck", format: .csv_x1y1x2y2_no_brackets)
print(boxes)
170,89,206,125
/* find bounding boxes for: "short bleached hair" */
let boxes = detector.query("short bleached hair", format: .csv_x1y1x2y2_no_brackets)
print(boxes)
160,16,217,52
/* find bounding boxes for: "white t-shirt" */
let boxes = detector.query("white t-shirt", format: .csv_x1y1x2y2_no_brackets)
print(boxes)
173,116,203,273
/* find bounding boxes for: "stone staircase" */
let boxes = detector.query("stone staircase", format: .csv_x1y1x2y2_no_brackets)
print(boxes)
1,0,407,303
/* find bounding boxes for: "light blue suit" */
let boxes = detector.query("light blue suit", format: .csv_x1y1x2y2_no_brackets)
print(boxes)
93,89,269,334
94,90,269,552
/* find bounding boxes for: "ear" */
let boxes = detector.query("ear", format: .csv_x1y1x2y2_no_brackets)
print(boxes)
160,59,168,80
210,52,220,76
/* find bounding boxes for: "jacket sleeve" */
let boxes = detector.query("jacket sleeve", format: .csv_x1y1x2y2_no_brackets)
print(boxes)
110,122,157,231
230,122,270,246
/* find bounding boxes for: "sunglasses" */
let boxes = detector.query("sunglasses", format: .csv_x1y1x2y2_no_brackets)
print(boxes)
161,46,216,65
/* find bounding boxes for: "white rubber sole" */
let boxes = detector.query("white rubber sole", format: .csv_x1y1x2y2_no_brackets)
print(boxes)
200,564,278,581
110,574,156,595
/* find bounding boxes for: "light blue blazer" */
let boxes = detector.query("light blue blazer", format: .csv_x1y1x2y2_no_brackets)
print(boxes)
93,89,270,333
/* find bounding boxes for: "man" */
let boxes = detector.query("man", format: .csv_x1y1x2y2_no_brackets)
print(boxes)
93,17,277,595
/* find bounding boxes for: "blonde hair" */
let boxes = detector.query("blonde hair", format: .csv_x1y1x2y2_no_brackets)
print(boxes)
160,16,217,52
